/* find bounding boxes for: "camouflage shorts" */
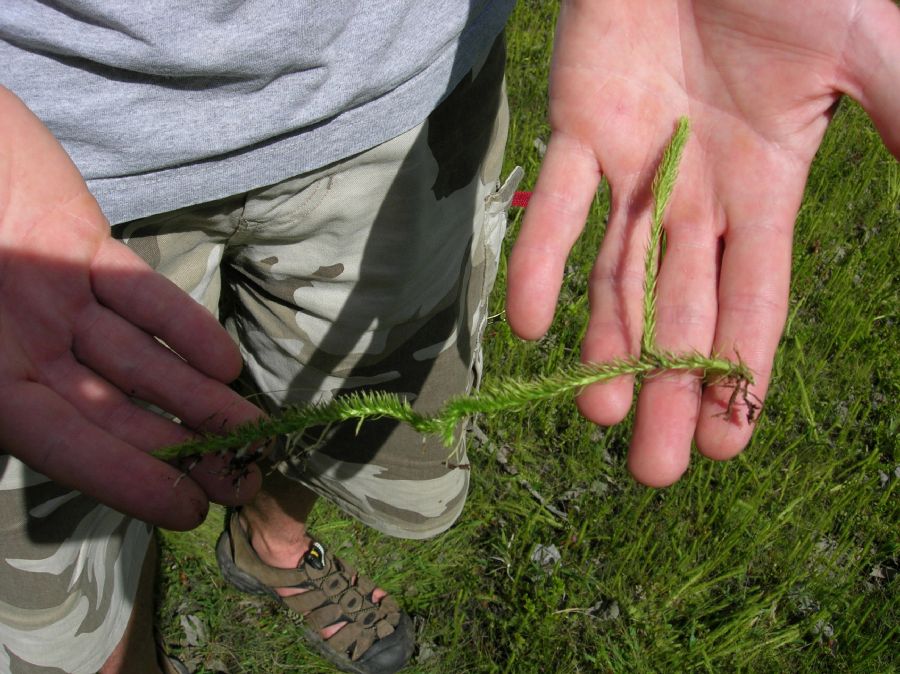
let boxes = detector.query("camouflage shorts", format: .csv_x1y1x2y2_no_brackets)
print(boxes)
123,37,516,539
0,458,153,673
0,37,517,672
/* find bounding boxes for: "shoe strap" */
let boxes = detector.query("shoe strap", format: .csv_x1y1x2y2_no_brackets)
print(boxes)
227,512,401,660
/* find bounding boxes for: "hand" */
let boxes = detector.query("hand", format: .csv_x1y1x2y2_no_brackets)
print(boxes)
507,0,900,485
0,89,264,529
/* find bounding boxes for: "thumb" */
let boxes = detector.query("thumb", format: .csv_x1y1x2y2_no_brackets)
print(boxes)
842,0,900,157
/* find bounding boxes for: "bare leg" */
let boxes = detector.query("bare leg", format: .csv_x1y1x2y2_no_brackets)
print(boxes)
239,468,318,569
99,537,163,674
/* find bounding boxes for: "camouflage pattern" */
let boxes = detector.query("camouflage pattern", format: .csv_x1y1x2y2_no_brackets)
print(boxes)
0,456,152,673
121,36,516,539
0,37,517,671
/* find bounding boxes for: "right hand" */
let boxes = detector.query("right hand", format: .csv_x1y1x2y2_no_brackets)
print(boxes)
0,88,265,530
507,0,900,486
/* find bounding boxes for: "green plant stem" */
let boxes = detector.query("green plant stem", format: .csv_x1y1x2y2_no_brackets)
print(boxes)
153,116,754,464
643,117,690,355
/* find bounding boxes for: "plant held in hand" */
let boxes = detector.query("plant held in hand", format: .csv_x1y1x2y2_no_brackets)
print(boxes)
153,118,758,468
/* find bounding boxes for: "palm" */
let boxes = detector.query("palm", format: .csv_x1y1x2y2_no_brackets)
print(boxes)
0,90,262,528
507,0,900,485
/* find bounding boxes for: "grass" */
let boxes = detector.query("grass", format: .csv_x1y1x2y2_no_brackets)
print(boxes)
157,3,899,672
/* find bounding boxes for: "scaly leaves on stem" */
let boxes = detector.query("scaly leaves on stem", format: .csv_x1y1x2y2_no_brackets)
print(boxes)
153,117,754,464
643,116,690,355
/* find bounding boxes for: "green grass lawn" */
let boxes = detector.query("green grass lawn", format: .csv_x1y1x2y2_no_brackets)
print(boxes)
158,3,899,672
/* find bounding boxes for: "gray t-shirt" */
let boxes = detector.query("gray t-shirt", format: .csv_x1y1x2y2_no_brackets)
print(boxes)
0,1,514,224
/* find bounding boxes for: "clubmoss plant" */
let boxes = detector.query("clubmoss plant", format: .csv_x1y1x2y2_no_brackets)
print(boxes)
152,117,756,465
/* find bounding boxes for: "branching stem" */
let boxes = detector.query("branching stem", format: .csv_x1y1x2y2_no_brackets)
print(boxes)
152,117,756,464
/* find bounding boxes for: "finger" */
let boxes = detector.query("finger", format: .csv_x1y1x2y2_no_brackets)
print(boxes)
44,355,261,506
506,131,601,339
71,300,264,434
842,0,900,157
696,198,805,459
575,189,649,425
627,194,722,486
0,383,211,530
695,148,809,459
48,354,195,449
90,238,243,383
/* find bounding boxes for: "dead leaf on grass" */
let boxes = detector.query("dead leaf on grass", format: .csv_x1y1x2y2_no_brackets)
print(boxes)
530,543,561,574
179,614,207,647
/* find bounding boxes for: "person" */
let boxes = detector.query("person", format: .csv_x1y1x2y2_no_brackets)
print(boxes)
0,1,897,672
